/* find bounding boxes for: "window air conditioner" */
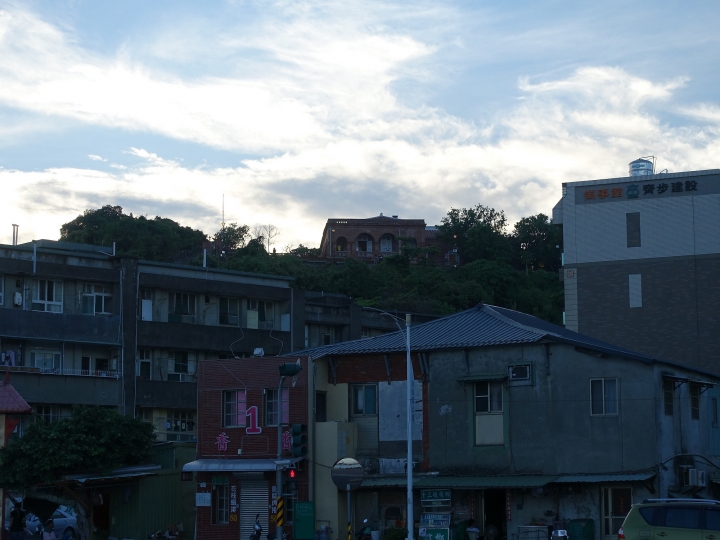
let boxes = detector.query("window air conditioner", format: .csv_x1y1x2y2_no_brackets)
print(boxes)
509,365,531,381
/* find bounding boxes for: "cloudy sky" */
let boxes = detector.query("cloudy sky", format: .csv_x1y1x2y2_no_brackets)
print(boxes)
1,0,719,249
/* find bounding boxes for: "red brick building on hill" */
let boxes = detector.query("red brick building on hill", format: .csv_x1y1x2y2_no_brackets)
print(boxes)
318,214,452,264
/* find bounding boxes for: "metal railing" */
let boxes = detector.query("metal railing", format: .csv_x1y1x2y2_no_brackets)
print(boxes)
3,365,120,378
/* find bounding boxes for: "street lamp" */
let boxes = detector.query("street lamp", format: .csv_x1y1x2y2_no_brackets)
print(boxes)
362,308,414,540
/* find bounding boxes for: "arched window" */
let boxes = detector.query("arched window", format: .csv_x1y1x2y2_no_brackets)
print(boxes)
335,237,347,252
356,234,373,253
380,234,395,253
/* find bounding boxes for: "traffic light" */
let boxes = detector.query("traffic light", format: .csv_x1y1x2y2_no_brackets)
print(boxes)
279,363,302,377
284,466,298,494
291,423,308,458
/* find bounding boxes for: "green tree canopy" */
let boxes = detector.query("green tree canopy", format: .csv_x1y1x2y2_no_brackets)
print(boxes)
60,205,206,262
511,213,563,272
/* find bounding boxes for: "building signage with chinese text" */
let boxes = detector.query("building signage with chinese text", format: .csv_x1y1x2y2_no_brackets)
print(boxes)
421,490,451,507
420,514,451,528
574,175,719,205
196,493,211,507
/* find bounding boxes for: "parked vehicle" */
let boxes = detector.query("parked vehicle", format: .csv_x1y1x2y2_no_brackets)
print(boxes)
250,513,263,540
618,498,720,539
27,505,77,539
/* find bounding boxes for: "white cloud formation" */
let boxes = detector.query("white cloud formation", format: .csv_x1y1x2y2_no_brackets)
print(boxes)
0,3,718,249
87,154,106,161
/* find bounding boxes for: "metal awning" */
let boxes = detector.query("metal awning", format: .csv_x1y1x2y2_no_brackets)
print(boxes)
554,472,655,483
360,475,557,489
182,458,302,473
68,465,162,484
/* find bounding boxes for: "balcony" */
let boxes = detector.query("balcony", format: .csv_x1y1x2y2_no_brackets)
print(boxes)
0,309,121,345
153,416,196,442
8,366,120,379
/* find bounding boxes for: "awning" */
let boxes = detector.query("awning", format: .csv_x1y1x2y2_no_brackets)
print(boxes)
360,475,557,489
554,473,655,483
182,458,303,473
67,465,162,484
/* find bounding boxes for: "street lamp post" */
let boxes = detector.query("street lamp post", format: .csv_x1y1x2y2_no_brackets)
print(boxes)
363,308,414,540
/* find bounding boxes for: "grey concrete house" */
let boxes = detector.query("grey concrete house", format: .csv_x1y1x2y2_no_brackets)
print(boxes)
294,305,720,540
553,166,720,374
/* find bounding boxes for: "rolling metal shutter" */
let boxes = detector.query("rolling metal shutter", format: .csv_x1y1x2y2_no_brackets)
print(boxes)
241,479,269,540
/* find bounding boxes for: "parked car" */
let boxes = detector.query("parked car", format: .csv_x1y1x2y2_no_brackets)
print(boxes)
25,505,77,539
618,498,720,539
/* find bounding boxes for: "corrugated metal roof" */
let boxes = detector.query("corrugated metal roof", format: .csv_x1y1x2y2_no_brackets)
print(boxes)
554,472,655,483
360,475,557,489
182,458,303,472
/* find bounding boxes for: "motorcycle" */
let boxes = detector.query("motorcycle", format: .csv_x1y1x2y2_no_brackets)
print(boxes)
250,513,263,540
356,519,371,540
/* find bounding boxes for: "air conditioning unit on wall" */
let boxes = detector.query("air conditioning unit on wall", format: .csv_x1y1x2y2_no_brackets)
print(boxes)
684,468,706,487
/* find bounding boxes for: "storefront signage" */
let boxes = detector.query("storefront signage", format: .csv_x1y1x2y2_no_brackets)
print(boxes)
420,514,451,527
216,432,230,451
246,406,263,434
574,176,717,205
419,529,449,540
196,493,211,507
505,490,512,522
230,485,238,522
421,490,451,507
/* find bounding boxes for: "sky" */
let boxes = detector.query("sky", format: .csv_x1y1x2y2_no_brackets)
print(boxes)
1,0,719,249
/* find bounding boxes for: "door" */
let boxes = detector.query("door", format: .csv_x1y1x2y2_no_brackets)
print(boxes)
703,507,720,540
602,487,632,539
653,506,702,540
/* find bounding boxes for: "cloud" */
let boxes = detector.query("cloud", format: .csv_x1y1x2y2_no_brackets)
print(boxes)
87,154,106,161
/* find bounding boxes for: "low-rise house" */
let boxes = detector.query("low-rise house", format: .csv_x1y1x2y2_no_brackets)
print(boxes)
296,304,720,540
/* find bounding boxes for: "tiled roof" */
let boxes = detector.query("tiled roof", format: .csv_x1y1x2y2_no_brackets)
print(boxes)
289,304,667,367
0,381,32,414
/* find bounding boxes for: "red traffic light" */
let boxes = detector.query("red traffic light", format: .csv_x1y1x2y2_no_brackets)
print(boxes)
288,469,296,479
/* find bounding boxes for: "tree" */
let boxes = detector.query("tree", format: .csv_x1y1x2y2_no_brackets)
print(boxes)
60,206,206,263
438,205,511,263
0,406,155,539
511,213,563,272
252,224,280,252
213,223,249,252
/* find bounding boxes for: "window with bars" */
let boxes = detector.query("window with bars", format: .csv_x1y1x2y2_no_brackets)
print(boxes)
591,378,618,416
32,280,63,313
690,383,700,420
663,379,674,416
224,390,247,427
265,387,289,426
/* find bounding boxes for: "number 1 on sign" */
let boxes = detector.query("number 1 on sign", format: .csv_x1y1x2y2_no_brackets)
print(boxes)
246,406,262,434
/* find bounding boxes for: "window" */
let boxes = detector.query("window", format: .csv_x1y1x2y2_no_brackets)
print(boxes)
602,487,631,537
663,379,674,416
31,351,60,372
356,234,373,253
219,297,239,325
170,293,196,323
664,507,700,529
139,288,153,321
316,392,327,422
212,479,229,524
138,349,152,380
95,358,110,373
474,381,504,446
352,385,377,416
224,390,247,427
82,284,113,315
265,387,289,426
81,356,91,375
591,378,618,415
690,383,700,420
706,509,720,531
247,300,274,330
629,274,642,308
380,234,394,253
32,280,63,312
626,212,641,248
170,409,195,433
36,405,62,423
173,351,188,373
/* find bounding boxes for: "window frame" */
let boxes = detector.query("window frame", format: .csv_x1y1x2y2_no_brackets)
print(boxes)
224,389,247,428
663,379,674,416
474,381,504,414
138,349,152,380
170,292,196,323
351,384,378,417
30,351,61,372
264,387,290,426
82,283,113,315
601,487,632,537
212,482,229,525
219,297,240,326
690,383,700,420
35,405,63,423
590,378,619,416
32,279,63,313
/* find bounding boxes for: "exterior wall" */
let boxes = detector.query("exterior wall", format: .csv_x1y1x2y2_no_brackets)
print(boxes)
196,357,310,540
319,217,427,261
559,169,720,371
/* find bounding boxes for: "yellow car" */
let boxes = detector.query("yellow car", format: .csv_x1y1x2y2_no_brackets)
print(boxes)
618,498,720,539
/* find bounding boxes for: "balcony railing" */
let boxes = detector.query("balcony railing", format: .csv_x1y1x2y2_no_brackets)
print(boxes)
3,365,120,379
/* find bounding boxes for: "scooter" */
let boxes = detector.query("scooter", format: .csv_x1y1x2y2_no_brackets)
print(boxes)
356,519,371,540
250,514,263,540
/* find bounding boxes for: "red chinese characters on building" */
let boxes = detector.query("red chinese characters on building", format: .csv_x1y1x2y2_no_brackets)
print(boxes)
216,432,230,451
611,188,623,198
583,190,596,200
597,189,609,199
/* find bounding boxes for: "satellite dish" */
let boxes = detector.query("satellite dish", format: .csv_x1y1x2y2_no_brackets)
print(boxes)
292,359,301,388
